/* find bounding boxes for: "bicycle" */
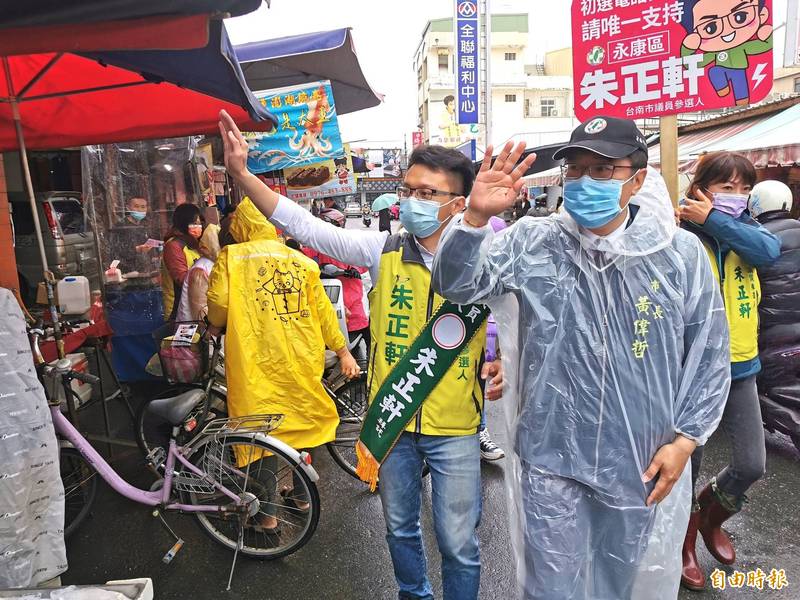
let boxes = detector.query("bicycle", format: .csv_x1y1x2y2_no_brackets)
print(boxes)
137,325,370,482
135,321,228,461
29,323,320,588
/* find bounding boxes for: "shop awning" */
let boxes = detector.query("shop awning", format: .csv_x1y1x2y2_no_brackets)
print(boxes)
0,1,262,55
647,119,763,173
475,143,566,187
0,19,277,151
524,166,561,187
0,0,261,28
698,103,800,167
521,103,800,186
235,28,383,115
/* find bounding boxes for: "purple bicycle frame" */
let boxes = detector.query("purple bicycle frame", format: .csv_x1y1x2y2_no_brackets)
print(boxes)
53,406,240,513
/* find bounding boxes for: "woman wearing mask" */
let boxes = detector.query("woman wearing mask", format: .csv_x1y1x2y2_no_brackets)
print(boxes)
176,224,220,322
161,203,202,320
678,152,781,590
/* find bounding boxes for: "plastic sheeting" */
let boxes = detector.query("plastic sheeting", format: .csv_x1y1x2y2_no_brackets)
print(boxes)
81,137,211,379
432,168,732,599
81,137,204,281
0,289,67,588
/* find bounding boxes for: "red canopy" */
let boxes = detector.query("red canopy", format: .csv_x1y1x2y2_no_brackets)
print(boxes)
0,51,272,151
0,14,213,56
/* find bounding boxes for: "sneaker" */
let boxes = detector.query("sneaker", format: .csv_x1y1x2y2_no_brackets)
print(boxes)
479,428,505,461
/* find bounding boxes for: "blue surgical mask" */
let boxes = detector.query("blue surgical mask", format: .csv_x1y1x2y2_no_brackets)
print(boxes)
399,197,456,238
129,210,146,222
563,172,638,229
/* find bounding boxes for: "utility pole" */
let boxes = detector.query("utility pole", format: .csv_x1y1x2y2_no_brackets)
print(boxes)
479,0,492,150
785,0,799,67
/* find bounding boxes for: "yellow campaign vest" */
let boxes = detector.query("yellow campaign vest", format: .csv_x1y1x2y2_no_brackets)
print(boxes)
368,234,487,436
161,238,200,320
702,242,761,363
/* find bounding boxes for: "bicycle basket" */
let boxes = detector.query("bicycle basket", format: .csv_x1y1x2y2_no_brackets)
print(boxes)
152,321,209,384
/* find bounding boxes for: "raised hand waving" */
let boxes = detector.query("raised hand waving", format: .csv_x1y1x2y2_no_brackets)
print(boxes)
465,141,537,227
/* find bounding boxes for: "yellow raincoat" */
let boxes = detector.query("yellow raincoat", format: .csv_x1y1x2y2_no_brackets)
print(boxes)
207,198,346,449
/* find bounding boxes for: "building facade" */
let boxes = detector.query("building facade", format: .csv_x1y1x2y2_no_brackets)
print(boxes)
771,66,800,95
413,14,579,150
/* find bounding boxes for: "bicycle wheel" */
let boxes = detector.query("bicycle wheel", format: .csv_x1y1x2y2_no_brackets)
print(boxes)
183,434,319,560
59,446,97,538
327,376,368,479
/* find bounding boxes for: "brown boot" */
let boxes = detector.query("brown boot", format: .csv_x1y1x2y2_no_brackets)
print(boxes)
697,479,739,565
681,511,705,590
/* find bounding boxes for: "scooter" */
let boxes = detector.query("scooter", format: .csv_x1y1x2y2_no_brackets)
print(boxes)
362,206,372,228
318,263,369,370
758,322,800,453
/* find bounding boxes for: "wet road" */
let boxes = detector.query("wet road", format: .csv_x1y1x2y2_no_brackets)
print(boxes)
61,391,800,600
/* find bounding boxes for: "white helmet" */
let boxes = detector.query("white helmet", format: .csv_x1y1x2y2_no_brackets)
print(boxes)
749,180,793,217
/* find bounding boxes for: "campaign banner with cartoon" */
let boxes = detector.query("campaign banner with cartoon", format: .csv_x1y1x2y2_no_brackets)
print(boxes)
245,80,344,174
572,0,773,121
284,144,356,202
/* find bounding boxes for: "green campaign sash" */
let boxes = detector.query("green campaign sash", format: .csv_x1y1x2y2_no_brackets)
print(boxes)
355,300,489,490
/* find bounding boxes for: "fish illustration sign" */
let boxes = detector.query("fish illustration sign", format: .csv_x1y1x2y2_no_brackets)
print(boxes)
246,80,344,174
572,0,773,121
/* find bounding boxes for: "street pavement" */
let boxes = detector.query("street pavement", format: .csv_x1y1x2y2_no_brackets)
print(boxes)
61,216,800,599
60,395,800,600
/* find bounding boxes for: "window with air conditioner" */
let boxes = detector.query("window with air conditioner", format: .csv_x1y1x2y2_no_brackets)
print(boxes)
505,94,517,103
438,54,448,72
505,52,516,61
541,98,558,117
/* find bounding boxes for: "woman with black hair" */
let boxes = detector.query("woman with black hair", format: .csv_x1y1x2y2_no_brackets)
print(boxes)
677,152,781,590
160,203,202,320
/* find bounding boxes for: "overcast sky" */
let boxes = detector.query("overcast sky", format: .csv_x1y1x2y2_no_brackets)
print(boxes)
226,0,790,148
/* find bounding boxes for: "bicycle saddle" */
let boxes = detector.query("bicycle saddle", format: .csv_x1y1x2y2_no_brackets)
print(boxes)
147,389,206,426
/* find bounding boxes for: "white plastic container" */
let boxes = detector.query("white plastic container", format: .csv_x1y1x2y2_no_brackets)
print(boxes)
44,352,93,410
57,275,91,314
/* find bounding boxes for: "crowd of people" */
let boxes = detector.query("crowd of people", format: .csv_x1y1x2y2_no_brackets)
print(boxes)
103,110,798,600
218,109,797,599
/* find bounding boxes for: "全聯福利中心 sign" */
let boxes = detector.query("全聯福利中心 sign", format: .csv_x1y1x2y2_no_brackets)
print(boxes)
571,0,774,120
455,0,479,125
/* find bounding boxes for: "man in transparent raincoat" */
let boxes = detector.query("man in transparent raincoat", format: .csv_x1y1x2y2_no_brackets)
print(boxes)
432,117,731,599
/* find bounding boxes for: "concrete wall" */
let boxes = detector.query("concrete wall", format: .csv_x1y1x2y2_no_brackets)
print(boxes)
772,66,800,95
0,156,20,292
544,47,573,76
3,152,24,193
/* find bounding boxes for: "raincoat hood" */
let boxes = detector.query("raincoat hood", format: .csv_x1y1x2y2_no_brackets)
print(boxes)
556,166,676,257
199,223,221,261
229,197,278,243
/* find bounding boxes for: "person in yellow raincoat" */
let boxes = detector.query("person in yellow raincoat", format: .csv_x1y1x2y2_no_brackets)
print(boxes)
207,197,359,530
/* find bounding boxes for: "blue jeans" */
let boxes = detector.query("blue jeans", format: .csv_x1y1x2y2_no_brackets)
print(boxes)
379,432,482,600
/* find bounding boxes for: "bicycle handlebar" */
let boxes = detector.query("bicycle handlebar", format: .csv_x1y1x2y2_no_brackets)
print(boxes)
70,370,100,385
